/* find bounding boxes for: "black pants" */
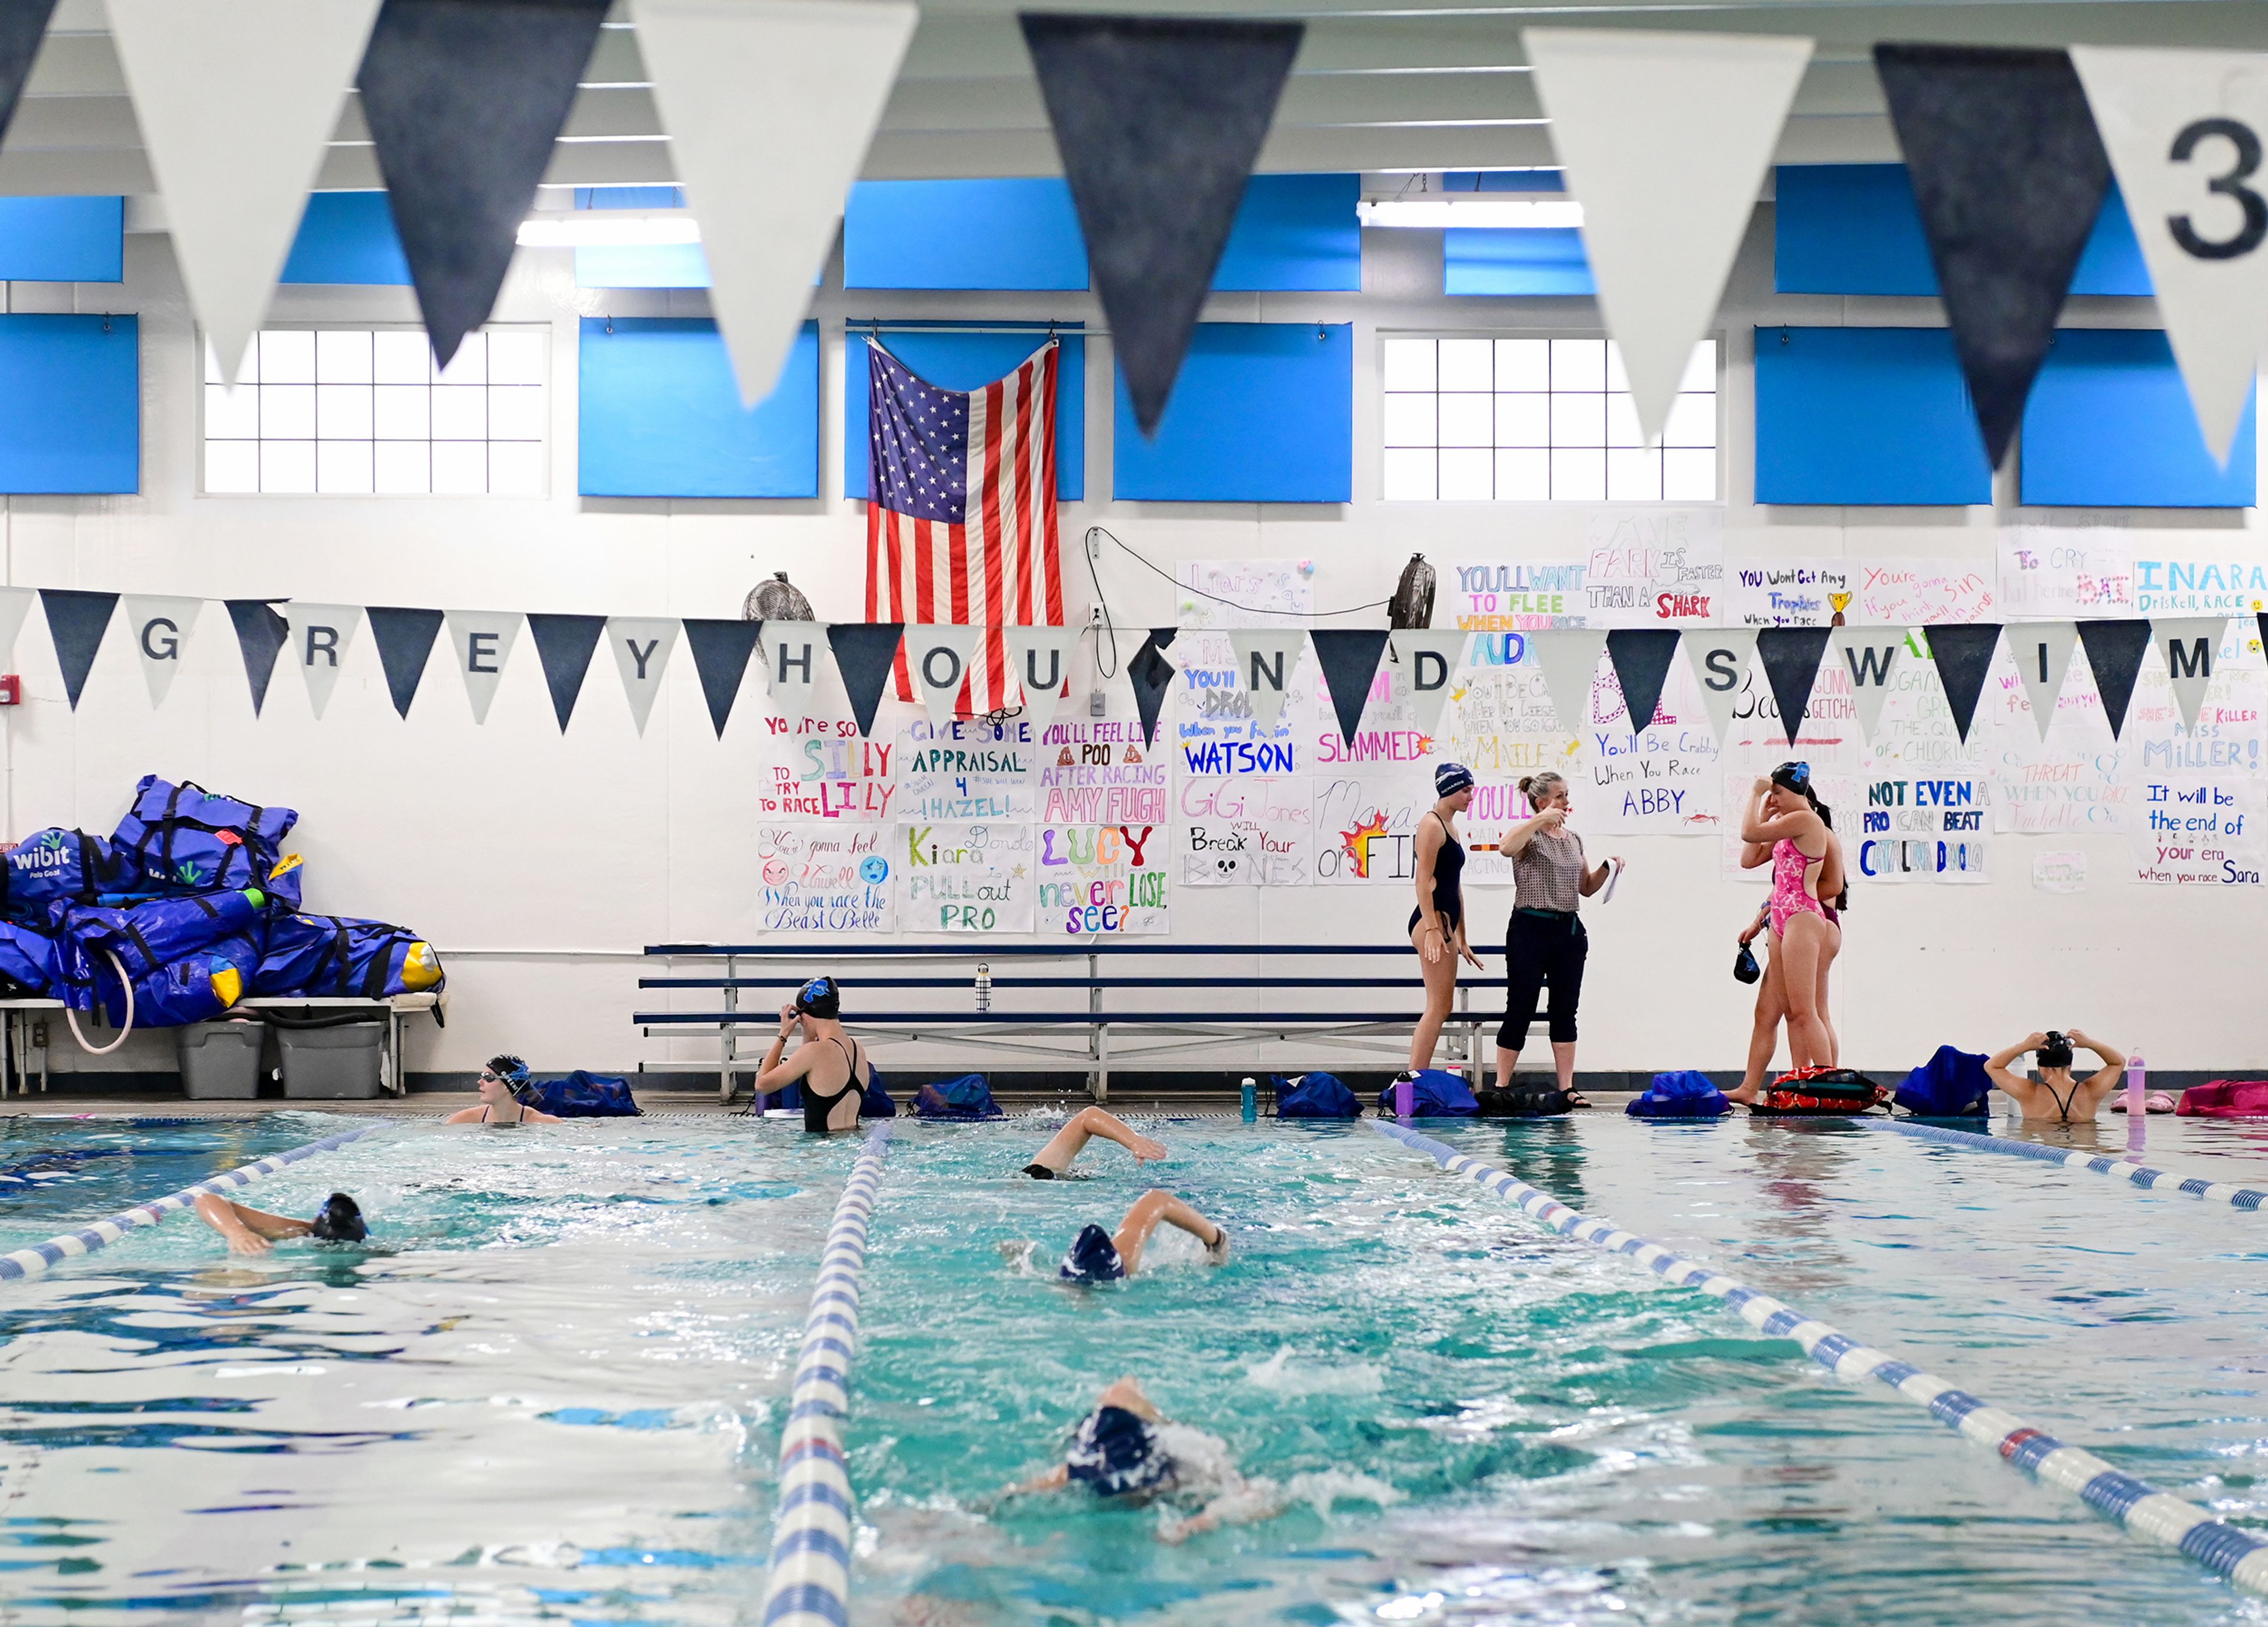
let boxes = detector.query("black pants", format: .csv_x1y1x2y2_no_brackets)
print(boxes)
1500,911,1586,1049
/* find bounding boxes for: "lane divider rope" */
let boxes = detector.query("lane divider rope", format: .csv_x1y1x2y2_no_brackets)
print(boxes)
1371,1118,2268,1597
0,1125,378,1283
1879,1119,2268,1209
761,1126,891,1627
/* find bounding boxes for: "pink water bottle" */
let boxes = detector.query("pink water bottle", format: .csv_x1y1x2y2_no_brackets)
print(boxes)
1393,1070,1415,1120
2126,1050,2146,1119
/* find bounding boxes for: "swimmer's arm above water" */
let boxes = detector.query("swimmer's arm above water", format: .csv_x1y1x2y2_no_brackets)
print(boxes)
754,1003,819,1095
1982,1034,2048,1096
194,1193,311,1256
2068,1028,2126,1092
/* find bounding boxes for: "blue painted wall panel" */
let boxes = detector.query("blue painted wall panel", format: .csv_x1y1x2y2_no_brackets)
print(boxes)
1213,174,1361,291
281,193,413,285
2021,328,2256,507
1753,326,1990,506
844,327,1084,502
579,318,818,499
845,179,1089,290
1444,226,1595,295
1114,322,1351,503
0,315,138,493
0,197,123,282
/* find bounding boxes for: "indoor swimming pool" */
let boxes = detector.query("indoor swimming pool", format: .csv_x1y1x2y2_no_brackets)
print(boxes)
5,1111,2268,1625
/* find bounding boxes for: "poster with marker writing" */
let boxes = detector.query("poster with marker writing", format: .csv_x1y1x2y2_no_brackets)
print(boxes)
898,822,1037,932
2132,775,2263,886
1177,776,1312,886
1040,719,1168,824
757,825,896,932
896,718,1038,821
759,714,897,822
1037,824,1169,933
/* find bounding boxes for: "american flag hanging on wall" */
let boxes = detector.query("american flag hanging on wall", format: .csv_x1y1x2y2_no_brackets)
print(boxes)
863,339,1064,715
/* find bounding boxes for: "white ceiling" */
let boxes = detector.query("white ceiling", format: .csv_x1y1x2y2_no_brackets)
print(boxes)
12,0,2268,197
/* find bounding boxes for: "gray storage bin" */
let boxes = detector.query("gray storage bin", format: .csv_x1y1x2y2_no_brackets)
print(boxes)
178,1020,263,1099
279,1022,384,1099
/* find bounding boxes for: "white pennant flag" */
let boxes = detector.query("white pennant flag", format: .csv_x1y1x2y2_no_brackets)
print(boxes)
1005,625,1080,733
1526,28,1814,443
1831,626,1906,742
108,0,382,383
447,609,522,724
631,0,916,405
1390,629,1470,737
123,595,203,708
2071,48,2268,466
761,620,825,720
1680,626,1758,744
285,603,363,720
0,586,29,668
608,617,680,736
2007,621,2080,741
907,624,983,727
1526,629,1609,737
2156,616,2228,734
1226,630,1308,733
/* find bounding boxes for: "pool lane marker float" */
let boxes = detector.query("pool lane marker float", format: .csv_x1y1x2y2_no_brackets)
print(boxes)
0,1124,377,1284
1880,1118,2268,1210
762,1125,891,1627
1371,1118,2268,1597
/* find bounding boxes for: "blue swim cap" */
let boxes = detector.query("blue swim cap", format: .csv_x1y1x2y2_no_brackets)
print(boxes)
1058,1222,1125,1283
1435,762,1474,798
1067,1405,1172,1496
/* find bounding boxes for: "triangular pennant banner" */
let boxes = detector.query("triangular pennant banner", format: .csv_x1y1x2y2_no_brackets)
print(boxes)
1020,12,1303,436
632,0,915,405
2155,616,2228,734
607,616,680,736
1308,630,1390,747
2007,621,2078,741
122,595,202,709
107,0,380,383
2076,618,2153,740
1755,626,1832,744
1874,43,2113,468
1526,28,1813,443
683,618,761,738
1227,629,1308,733
447,609,521,725
1527,629,1609,737
1604,627,1680,732
284,603,365,720
828,623,902,739
0,0,58,150
226,599,291,717
905,623,983,727
525,612,606,734
1005,624,1080,734
366,606,444,720
2071,48,2268,467
760,619,825,720
1390,629,1469,737
1831,626,1906,742
1926,622,2003,743
1128,629,1178,749
1680,626,1757,744
357,0,611,368
40,590,116,711
0,585,31,668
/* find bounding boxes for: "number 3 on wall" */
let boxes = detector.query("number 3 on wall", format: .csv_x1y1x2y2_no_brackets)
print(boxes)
2168,116,2268,261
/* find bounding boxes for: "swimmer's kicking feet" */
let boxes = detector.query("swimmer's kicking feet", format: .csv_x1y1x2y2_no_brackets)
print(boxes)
1021,1106,1166,1179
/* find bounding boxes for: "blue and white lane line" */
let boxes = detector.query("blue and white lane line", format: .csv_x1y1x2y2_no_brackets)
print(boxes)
1371,1119,2268,1597
762,1127,891,1627
1881,1119,2268,1210
0,1124,379,1283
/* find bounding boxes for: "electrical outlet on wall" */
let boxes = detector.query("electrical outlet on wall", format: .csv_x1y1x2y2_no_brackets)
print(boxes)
1089,689,1105,718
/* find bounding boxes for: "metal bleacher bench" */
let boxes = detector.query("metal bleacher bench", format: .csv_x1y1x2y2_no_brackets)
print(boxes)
634,942,1532,1104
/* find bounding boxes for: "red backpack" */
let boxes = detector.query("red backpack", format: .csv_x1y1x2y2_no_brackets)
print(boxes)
1753,1066,1889,1116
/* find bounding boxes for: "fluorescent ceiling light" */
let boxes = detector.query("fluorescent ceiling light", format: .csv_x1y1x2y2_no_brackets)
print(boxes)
1357,199,1583,230
516,211,702,248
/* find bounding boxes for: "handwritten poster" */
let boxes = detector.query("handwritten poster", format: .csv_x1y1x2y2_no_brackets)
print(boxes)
1040,719,1168,824
1979,658,2133,834
1586,656,1723,834
2132,776,2263,886
1178,776,1313,886
1860,559,1995,625
1177,558,1312,629
756,826,896,932
1311,775,1423,887
2134,554,2268,619
1723,559,1852,626
1852,772,1990,884
1582,509,1724,627
760,717,897,821
1996,528,2135,618
897,718,1037,821
898,822,1037,933
1037,824,1169,933
2034,851,2087,893
1174,630,1313,777
1448,560,1589,667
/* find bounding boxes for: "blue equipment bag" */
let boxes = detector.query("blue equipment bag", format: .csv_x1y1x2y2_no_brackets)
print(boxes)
110,776,297,893
0,920,62,996
66,890,265,984
522,1070,642,1117
760,1071,897,1118
1628,1069,1733,1120
253,912,444,999
1376,1069,1480,1118
1895,1046,1992,1117
1276,1072,1361,1119
0,828,141,919
99,932,258,1027
915,1073,1002,1120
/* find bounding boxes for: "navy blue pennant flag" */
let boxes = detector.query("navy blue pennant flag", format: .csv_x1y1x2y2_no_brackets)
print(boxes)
1873,44,2110,468
683,619,762,739
226,600,290,717
366,605,444,720
1605,628,1680,733
1309,628,1390,746
1925,623,2003,741
1755,626,1833,745
1129,627,1178,748
1020,12,1302,437
40,589,116,711
0,0,58,145
357,0,610,368
525,612,605,734
2077,618,2153,740
828,622,904,740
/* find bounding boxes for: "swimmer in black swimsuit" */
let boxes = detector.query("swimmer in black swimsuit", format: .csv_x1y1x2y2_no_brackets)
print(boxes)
445,1055,563,1124
1019,1106,1167,1179
755,977,870,1134
1408,760,1483,1072
1982,1029,2126,1123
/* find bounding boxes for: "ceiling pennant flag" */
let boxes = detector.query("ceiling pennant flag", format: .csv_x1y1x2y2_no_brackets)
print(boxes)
1227,629,1308,733
607,617,679,736
1755,626,1832,745
682,619,761,738
1680,626,1758,744
1309,630,1391,747
0,0,57,148
1604,627,1680,732
1390,629,1469,738
761,619,825,720
1830,626,1905,742
1926,622,2003,743
40,590,116,711
906,623,984,727
2076,618,2153,740
446,609,520,724
2071,49,2268,466
525,612,606,734
2007,621,2078,741
1525,28,1812,444
0,584,30,668
226,599,290,717
122,595,203,709
284,603,364,720
1873,44,2112,468
1528,629,1609,737
631,0,914,405
2155,616,2228,734
357,0,610,369
1128,629,1178,749
365,606,444,720
829,622,903,739
1005,624,1080,734
107,0,380,384
1020,12,1303,436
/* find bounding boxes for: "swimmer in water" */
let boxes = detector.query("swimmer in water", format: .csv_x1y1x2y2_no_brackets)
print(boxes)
1021,1107,1167,1179
754,977,872,1134
1008,1378,1283,1542
1045,1189,1229,1282
1983,1029,2127,1124
445,1055,562,1124
193,1190,366,1255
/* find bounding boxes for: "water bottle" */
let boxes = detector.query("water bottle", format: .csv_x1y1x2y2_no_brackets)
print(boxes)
2126,1049,2146,1118
1393,1070,1415,1121
1240,1076,1257,1122
975,962,991,1014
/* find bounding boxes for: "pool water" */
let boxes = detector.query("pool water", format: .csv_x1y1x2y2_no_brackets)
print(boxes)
5,1110,2268,1625
0,1114,361,1244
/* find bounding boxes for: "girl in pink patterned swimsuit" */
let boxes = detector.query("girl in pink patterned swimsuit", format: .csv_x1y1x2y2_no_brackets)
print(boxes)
1727,763,1845,1101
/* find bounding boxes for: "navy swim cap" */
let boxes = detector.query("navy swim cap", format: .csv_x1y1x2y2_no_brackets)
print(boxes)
2037,1032,2075,1070
1058,1222,1126,1283
1067,1405,1172,1497
794,977,841,1020
310,1192,366,1243
1435,762,1474,798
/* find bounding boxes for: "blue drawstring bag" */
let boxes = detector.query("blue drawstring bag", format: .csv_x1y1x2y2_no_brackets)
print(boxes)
522,1070,642,1118
1627,1069,1732,1120
110,776,297,893
1276,1072,1360,1119
861,1072,897,1118
1895,1046,1991,1117
915,1074,1002,1120
1374,1069,1480,1118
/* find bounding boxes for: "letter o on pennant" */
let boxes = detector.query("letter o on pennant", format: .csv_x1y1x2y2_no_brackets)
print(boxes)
921,645,963,690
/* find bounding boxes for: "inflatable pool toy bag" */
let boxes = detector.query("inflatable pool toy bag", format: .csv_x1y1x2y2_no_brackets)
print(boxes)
110,776,296,892
254,912,443,999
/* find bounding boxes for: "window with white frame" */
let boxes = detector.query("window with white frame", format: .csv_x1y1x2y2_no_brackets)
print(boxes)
202,327,549,496
1381,336,1718,503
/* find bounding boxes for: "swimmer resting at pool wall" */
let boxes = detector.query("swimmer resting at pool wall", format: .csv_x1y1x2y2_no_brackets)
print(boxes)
1015,1189,1230,1281
444,1055,562,1124
1022,1106,1166,1179
194,1190,366,1255
1007,1377,1291,1543
1983,1030,2129,1124
754,975,869,1134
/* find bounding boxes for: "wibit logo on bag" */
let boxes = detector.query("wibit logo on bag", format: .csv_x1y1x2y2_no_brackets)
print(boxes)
8,833,68,874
